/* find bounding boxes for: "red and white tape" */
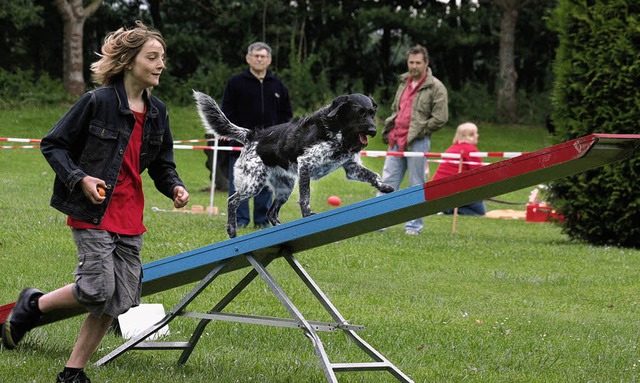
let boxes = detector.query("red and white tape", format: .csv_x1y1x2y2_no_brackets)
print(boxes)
0,138,42,143
1,137,524,161
470,152,523,159
174,144,242,152
360,150,462,159
173,138,208,143
1,145,40,149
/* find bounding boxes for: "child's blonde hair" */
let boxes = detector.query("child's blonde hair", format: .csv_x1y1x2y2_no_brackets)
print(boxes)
90,20,165,86
452,122,478,144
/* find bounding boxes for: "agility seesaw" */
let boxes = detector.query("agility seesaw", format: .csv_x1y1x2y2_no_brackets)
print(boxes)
1,133,639,382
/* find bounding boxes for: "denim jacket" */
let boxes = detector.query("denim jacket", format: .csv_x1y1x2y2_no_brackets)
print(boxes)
41,79,185,225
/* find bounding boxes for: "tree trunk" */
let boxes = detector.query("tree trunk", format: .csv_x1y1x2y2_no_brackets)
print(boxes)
53,0,102,99
495,0,520,123
148,0,163,30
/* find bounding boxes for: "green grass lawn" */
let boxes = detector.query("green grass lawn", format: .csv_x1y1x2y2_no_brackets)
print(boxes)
1,105,639,382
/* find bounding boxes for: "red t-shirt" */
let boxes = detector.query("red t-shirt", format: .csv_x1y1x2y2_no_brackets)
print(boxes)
432,142,482,181
69,109,146,235
389,75,426,151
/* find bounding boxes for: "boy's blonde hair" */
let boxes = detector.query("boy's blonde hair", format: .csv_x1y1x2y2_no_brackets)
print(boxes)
453,122,478,144
90,20,165,86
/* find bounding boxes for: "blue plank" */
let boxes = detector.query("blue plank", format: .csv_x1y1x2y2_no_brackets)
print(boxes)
2,134,639,325
141,133,640,294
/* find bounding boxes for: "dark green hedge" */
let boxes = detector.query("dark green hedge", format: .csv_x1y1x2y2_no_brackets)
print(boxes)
548,0,640,248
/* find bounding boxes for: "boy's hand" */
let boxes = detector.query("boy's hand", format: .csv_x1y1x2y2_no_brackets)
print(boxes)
81,176,107,204
173,186,190,208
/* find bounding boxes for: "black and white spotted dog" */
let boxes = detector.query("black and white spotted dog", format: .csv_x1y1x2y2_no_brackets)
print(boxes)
193,90,394,238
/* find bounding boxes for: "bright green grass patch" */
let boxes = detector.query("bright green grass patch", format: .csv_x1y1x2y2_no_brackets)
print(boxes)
2,107,639,382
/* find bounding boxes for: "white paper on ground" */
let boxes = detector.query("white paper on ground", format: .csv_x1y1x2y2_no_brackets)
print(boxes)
117,303,170,340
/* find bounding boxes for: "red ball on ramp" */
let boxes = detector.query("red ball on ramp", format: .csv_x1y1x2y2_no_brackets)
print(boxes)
327,195,341,206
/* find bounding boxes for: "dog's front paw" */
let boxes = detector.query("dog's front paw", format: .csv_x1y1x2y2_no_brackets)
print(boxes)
379,183,394,193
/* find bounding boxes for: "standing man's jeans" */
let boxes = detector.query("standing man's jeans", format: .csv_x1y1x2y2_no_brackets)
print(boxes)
378,136,430,233
228,152,272,227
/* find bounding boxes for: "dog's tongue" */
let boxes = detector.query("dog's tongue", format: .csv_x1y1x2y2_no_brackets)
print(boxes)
359,134,368,145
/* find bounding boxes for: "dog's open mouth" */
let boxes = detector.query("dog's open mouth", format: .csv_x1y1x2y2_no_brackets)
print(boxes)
359,133,369,146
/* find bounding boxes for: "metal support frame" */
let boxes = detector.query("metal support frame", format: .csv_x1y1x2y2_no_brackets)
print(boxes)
95,248,413,383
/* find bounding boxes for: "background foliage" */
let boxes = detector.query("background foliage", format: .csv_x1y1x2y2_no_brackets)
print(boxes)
0,0,558,123
0,0,638,246
548,0,640,248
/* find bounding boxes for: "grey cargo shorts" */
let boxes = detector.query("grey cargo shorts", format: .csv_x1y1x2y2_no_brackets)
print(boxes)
71,228,143,318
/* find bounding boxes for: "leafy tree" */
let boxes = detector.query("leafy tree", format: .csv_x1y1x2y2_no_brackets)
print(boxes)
515,0,558,93
144,0,295,105
0,1,43,70
547,0,640,248
1,0,560,124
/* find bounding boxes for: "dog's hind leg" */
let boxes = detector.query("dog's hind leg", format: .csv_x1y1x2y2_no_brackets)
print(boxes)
226,193,243,238
343,159,394,193
297,163,315,217
266,171,295,226
227,187,260,237
226,150,269,237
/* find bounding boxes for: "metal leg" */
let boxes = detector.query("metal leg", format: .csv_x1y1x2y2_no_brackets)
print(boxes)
95,262,229,366
284,253,414,383
95,251,413,382
178,257,274,365
245,253,339,383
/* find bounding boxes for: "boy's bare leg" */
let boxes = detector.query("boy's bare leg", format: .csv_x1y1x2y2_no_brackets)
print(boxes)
38,284,81,312
38,284,114,368
66,313,114,368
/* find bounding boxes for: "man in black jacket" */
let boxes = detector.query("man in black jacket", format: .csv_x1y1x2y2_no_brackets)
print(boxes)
220,42,293,229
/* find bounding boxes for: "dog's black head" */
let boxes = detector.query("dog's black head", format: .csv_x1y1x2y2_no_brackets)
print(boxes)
326,93,378,151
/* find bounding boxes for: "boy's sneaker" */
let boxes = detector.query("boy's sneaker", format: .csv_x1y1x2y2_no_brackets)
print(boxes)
56,369,91,383
1,288,43,349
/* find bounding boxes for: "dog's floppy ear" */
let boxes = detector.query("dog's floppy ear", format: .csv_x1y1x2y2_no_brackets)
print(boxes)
327,95,350,118
369,95,378,110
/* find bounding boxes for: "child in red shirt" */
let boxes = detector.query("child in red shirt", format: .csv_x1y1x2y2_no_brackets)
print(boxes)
432,122,486,215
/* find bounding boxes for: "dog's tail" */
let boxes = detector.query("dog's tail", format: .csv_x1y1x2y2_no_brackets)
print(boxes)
193,90,250,145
